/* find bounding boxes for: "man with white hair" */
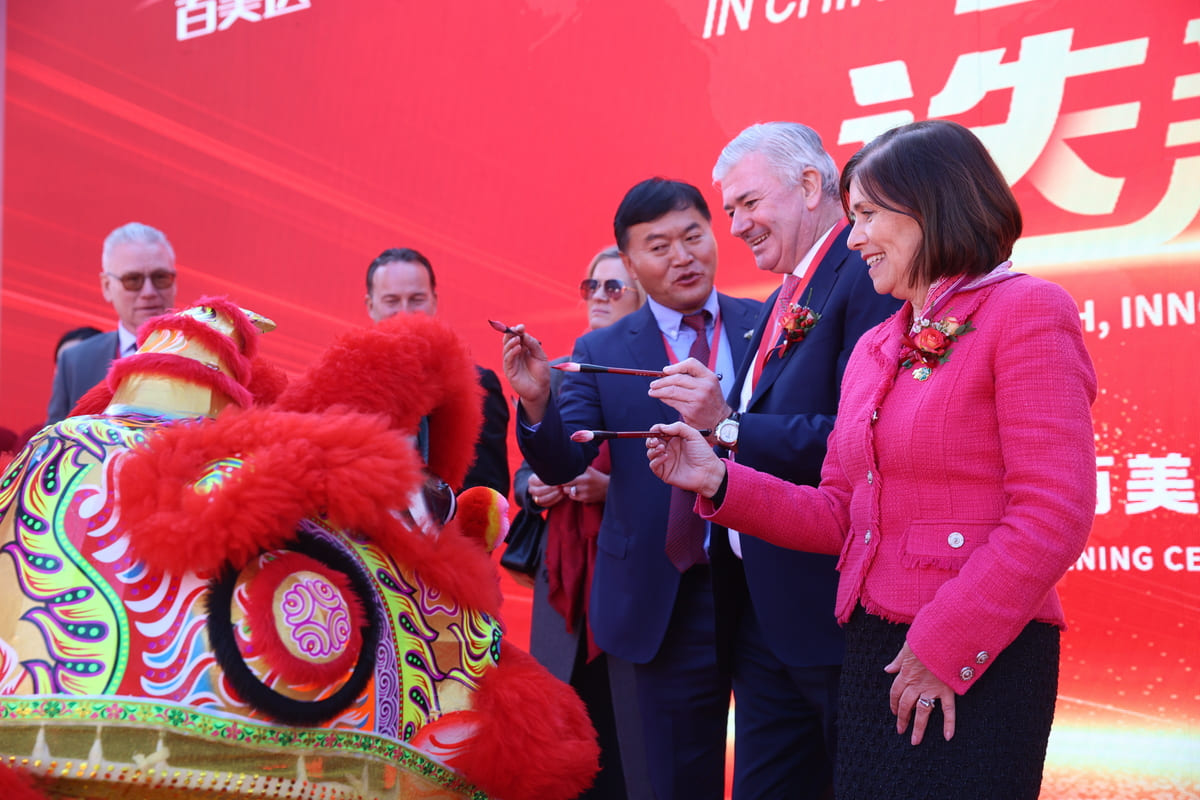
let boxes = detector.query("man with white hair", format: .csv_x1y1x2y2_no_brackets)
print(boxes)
650,122,900,798
46,222,178,423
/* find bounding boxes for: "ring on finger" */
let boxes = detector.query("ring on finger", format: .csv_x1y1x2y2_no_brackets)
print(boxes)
918,697,935,709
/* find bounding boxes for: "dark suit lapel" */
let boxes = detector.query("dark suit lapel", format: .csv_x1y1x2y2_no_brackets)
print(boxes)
727,288,777,404
617,304,669,369
717,293,759,368
617,304,677,425
751,228,853,405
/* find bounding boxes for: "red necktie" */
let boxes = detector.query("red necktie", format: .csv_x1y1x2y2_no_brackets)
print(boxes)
750,273,802,389
664,311,711,572
749,219,848,391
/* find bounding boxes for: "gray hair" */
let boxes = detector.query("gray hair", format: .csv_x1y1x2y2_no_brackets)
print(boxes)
102,222,175,271
712,122,840,202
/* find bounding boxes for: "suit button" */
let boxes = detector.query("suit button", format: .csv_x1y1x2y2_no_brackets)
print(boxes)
976,651,989,664
867,470,874,484
960,666,975,682
947,532,965,549
864,529,872,544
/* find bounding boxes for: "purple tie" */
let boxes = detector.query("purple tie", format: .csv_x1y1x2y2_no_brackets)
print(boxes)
664,311,711,572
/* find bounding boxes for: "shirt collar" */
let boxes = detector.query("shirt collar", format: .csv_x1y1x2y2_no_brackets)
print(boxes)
647,289,720,340
789,222,840,280
117,324,138,356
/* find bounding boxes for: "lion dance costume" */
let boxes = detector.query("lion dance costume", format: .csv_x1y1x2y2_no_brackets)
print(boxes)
0,298,598,800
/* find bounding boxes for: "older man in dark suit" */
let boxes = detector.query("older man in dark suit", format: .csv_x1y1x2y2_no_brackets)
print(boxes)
46,222,178,424
649,123,902,799
504,178,761,800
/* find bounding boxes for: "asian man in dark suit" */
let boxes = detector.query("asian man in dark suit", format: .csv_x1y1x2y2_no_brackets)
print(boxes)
503,178,761,800
650,123,902,799
365,247,510,497
46,222,178,424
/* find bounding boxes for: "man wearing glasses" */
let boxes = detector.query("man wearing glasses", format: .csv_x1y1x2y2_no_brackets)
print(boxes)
45,222,178,424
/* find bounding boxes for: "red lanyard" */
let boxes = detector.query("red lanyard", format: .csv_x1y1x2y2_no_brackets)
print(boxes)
751,219,847,387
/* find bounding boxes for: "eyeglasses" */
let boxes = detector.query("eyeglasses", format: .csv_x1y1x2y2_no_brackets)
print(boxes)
105,270,177,292
579,278,630,301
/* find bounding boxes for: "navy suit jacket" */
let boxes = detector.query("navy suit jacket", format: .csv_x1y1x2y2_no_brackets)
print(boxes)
518,294,761,664
716,226,902,668
45,331,119,424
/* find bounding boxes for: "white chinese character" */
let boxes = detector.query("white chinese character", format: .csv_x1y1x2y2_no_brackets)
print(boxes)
1166,18,1200,149
954,0,1037,11
264,0,311,17
928,29,1148,185
838,30,1149,169
837,61,915,146
1016,17,1200,265
1096,455,1115,515
176,0,217,41
217,0,264,31
1125,452,1198,515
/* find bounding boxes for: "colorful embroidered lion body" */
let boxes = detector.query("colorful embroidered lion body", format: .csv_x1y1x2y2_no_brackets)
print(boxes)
0,298,597,800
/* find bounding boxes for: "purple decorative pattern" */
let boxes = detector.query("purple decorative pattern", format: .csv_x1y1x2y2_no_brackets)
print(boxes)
281,574,352,660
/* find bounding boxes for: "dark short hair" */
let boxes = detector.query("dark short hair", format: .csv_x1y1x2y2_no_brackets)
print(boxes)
366,247,436,294
54,326,103,362
613,178,711,251
840,120,1022,291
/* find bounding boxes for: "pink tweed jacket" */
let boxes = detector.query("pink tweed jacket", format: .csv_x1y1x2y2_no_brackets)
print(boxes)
700,270,1097,694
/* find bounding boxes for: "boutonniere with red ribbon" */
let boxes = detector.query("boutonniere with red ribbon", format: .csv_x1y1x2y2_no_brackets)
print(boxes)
771,290,821,360
900,315,975,381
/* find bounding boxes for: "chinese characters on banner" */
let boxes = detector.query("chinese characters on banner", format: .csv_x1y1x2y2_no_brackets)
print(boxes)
175,0,311,41
705,0,1200,266
1097,453,1199,517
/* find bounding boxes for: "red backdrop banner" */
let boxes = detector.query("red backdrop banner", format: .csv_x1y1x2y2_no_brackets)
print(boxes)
2,1,1197,795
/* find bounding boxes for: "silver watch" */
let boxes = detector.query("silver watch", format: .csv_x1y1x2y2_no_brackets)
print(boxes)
715,414,741,450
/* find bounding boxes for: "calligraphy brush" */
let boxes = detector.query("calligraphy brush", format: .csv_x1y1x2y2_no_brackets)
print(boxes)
554,362,664,378
488,319,518,335
571,428,712,443
555,362,721,380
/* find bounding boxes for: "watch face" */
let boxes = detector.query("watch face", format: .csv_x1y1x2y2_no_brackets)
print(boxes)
717,419,738,445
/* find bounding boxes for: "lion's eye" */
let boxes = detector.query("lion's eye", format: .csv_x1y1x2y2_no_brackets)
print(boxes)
421,474,456,526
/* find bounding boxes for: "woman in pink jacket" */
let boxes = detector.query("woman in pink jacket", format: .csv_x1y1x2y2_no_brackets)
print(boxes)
647,120,1096,799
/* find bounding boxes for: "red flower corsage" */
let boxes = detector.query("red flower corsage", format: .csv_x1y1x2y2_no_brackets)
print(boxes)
900,315,974,380
771,292,821,359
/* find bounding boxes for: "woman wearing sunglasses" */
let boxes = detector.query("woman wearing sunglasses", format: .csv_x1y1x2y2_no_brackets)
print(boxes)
511,246,647,800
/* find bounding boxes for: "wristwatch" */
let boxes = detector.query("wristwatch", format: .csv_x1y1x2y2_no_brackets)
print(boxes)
715,413,741,451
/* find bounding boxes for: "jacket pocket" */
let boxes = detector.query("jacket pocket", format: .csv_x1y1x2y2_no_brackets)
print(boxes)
900,520,994,571
595,525,629,560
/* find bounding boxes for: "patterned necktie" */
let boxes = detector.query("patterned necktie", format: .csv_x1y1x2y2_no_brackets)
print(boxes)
750,273,803,389
664,310,712,572
776,274,803,321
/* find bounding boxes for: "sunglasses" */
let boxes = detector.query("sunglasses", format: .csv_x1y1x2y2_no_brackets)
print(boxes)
106,270,176,292
579,278,630,301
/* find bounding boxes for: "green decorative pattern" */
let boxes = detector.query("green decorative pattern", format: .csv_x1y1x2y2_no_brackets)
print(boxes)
0,697,489,799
